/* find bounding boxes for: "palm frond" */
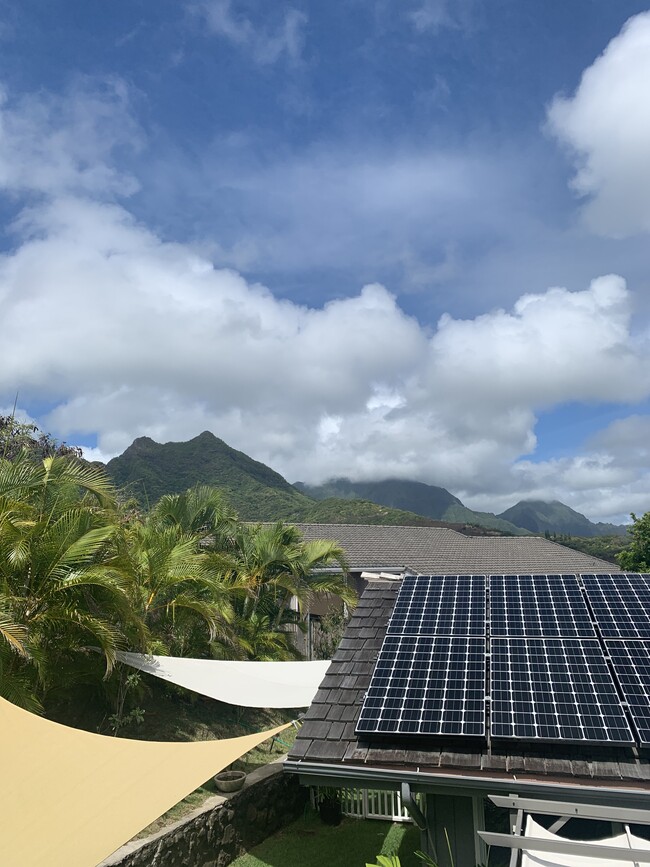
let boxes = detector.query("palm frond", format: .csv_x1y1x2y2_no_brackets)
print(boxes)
0,612,29,657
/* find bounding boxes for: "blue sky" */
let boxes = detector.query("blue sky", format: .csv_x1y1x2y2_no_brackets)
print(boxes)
1,1,650,522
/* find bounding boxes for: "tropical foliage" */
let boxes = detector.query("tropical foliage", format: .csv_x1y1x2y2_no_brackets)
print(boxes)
548,532,629,565
617,511,650,571
0,441,355,718
0,414,82,461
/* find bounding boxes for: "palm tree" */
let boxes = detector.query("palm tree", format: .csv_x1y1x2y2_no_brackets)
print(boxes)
0,454,135,708
116,518,236,657
212,521,355,659
152,485,238,543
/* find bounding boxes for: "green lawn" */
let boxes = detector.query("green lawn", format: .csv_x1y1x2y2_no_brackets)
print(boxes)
230,811,422,867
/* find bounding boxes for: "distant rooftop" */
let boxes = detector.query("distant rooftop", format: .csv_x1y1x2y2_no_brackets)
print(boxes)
291,523,619,574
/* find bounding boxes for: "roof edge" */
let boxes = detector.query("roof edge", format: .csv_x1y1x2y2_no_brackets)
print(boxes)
283,760,650,806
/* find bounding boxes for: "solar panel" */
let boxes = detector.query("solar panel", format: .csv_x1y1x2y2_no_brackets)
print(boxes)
606,641,650,747
582,574,650,639
356,635,486,737
489,574,595,637
387,574,486,636
490,638,634,744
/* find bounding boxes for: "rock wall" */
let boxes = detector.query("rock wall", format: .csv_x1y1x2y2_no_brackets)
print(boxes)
100,762,308,867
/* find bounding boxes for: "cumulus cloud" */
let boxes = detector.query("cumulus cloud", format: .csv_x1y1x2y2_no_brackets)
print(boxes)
2,179,649,522
2,75,650,523
548,12,650,237
425,275,647,411
193,1,307,65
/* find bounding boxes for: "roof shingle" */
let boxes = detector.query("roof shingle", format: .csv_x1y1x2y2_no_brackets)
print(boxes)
292,523,619,573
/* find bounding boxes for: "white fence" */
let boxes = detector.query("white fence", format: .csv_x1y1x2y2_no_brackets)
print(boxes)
311,786,413,823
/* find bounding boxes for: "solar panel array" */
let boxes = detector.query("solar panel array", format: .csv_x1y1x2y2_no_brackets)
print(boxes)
606,641,650,746
355,635,485,736
490,574,595,637
582,573,650,638
387,574,485,636
356,573,650,748
491,637,633,744
356,576,486,737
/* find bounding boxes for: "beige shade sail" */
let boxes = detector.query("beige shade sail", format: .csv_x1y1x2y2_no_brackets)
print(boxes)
0,696,290,867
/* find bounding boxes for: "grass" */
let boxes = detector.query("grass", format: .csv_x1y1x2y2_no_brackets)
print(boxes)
230,810,422,867
135,782,220,837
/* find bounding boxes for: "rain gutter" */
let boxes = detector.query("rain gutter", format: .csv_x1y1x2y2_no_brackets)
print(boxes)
283,759,650,809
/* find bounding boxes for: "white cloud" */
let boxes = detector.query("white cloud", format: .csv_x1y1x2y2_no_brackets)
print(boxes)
424,275,647,412
548,12,650,237
0,78,142,197
2,75,650,523
2,180,649,521
0,405,37,426
193,1,307,65
408,0,477,35
589,415,650,467
80,445,115,465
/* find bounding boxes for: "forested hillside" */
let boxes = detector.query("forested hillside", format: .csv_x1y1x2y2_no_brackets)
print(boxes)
296,477,527,534
498,500,627,537
106,432,312,519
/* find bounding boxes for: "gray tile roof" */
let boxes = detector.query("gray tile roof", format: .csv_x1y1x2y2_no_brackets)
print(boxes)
289,580,650,786
292,523,619,573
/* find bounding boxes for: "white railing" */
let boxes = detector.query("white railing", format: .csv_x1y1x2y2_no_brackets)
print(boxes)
311,786,413,823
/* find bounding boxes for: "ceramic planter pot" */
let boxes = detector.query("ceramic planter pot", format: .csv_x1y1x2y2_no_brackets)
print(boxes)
214,770,246,793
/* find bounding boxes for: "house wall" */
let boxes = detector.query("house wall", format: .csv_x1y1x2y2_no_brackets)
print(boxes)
424,793,485,867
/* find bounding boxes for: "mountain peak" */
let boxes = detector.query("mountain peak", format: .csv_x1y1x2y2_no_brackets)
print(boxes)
128,436,157,449
498,499,626,537
192,430,220,443
105,432,308,519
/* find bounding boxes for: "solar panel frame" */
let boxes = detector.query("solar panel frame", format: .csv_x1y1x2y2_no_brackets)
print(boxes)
582,573,650,639
489,574,596,637
387,574,486,637
605,640,650,747
355,634,486,737
490,637,634,745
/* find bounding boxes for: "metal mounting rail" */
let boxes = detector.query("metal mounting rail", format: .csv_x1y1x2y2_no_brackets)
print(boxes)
489,794,650,825
479,831,650,863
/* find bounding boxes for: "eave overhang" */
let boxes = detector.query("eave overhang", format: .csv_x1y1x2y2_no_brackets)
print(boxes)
283,759,650,810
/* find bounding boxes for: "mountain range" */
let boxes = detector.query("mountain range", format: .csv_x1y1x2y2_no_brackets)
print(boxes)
294,478,524,534
105,433,447,527
104,432,628,537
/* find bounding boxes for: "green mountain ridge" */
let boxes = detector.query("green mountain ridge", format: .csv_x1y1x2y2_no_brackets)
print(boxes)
106,432,312,520
105,433,626,537
105,433,464,526
296,478,527,535
497,499,627,538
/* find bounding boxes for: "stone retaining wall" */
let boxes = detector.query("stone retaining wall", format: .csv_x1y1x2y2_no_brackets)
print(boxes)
100,761,308,867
